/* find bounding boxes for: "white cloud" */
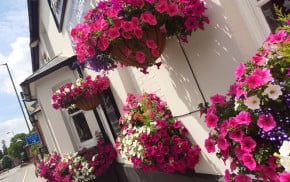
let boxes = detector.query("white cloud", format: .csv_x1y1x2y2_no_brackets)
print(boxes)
0,37,32,94
0,117,29,146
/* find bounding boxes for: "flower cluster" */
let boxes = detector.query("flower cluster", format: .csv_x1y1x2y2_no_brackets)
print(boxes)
200,30,290,181
71,0,209,73
51,75,110,110
37,138,116,182
37,152,61,181
79,138,117,176
116,93,200,173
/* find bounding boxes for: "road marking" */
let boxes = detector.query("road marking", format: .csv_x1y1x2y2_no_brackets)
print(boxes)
22,168,28,182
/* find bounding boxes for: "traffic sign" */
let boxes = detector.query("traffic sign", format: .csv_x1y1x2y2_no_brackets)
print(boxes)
26,132,41,145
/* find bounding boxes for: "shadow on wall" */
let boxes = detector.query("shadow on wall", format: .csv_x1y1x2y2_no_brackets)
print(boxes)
162,0,248,126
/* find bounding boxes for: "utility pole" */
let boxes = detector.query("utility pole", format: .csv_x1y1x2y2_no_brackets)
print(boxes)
0,63,31,132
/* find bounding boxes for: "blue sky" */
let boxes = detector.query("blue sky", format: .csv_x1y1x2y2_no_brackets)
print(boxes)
0,0,32,145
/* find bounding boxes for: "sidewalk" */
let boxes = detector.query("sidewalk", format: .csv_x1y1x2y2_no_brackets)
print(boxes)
22,163,45,182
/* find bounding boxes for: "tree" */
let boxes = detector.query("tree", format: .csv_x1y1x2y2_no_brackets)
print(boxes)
1,155,13,169
8,133,28,161
1,140,8,155
0,150,3,160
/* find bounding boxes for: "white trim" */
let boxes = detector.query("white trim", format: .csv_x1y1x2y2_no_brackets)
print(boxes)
67,110,97,150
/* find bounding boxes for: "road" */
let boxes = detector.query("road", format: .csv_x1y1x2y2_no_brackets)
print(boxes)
0,163,45,182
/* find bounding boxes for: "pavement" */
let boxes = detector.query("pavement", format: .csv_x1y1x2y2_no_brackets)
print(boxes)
0,163,45,182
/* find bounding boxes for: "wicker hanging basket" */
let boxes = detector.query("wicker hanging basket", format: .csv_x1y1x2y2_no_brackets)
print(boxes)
75,94,101,111
111,27,166,67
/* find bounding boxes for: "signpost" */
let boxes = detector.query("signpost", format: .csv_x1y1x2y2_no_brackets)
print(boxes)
26,132,41,145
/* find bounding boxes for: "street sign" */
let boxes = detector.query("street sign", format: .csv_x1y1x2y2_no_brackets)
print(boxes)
26,132,41,145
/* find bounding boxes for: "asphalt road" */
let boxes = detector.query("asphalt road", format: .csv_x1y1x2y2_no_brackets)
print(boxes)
0,164,44,182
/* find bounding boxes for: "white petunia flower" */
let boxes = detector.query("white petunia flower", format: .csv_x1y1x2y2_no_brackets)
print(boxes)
234,99,239,111
244,95,260,110
280,141,290,156
64,88,70,93
263,83,282,100
280,156,290,172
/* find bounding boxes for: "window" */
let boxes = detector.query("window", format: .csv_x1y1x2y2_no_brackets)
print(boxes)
254,0,290,32
69,109,93,142
100,89,121,139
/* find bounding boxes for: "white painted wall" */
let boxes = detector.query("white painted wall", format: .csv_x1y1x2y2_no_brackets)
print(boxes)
34,67,78,155
39,0,74,57
36,111,57,152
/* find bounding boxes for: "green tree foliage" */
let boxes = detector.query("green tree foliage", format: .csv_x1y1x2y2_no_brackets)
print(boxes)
0,150,3,160
1,155,13,169
8,133,28,160
1,140,8,155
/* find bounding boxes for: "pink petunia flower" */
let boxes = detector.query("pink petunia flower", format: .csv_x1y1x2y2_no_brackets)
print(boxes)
155,1,168,13
251,55,266,65
229,129,244,142
167,3,179,16
108,27,120,40
210,94,226,106
97,36,109,51
134,28,143,39
280,172,290,182
242,153,256,170
146,40,157,49
159,24,167,33
234,147,246,161
205,137,215,153
205,113,218,128
173,121,182,129
235,63,246,79
140,11,157,25
224,169,231,182
252,68,273,84
240,136,256,152
121,21,134,32
228,118,238,128
135,51,146,63
217,135,229,150
244,74,264,89
257,114,276,132
234,111,252,125
234,174,251,182
184,17,198,30
151,49,161,58
287,68,290,76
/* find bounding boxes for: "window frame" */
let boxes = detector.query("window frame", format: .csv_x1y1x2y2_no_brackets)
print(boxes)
67,109,96,149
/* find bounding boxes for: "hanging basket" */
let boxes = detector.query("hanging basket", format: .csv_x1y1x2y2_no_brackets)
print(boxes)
111,27,166,67
75,94,101,111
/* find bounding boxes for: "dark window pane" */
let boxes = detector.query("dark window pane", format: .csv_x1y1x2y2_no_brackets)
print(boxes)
261,0,290,32
72,113,92,142
101,89,121,138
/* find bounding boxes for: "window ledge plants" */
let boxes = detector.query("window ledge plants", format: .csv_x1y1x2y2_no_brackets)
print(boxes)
116,93,201,173
51,75,110,111
71,0,209,73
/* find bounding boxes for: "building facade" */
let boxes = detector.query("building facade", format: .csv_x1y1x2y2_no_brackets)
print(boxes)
21,0,288,181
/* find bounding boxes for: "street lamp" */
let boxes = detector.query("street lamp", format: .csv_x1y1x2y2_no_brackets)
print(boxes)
0,63,31,132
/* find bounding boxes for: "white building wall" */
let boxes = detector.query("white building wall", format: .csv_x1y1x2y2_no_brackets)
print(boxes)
34,67,78,155
39,0,74,57
36,111,57,152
